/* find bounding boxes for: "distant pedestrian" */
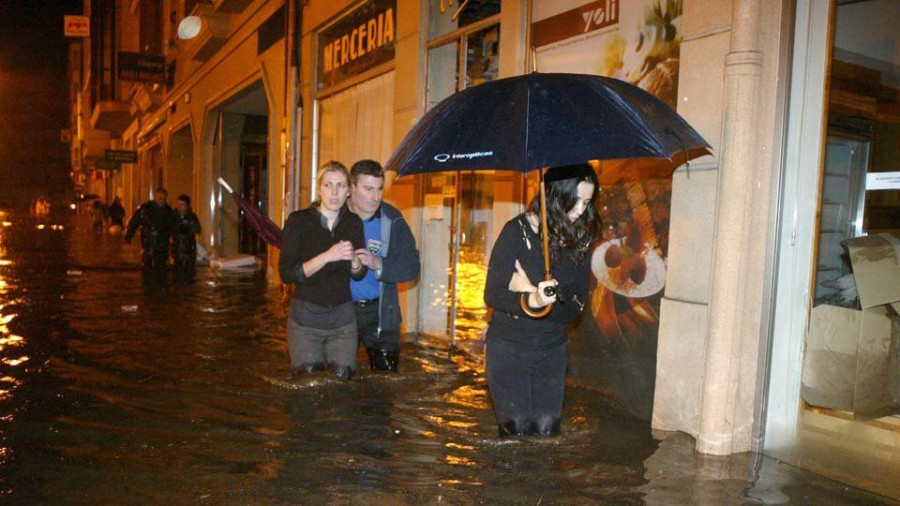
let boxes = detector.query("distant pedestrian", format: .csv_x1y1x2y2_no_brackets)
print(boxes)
107,197,126,229
91,200,107,231
278,161,366,380
124,188,175,269
171,194,201,269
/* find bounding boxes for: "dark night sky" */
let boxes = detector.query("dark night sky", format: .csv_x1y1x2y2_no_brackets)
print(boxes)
0,0,83,205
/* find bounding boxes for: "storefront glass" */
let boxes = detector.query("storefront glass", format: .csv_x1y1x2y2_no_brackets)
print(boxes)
419,8,500,344
767,0,900,498
428,0,500,40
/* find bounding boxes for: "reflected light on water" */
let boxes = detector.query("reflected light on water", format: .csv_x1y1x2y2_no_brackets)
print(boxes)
0,260,11,266
0,335,24,351
444,442,476,451
2,356,29,367
36,225,45,230
453,248,488,342
1,222,11,228
445,454,476,466
444,384,489,410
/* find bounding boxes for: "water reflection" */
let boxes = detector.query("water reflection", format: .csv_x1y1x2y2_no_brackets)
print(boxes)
0,211,893,504
453,247,489,343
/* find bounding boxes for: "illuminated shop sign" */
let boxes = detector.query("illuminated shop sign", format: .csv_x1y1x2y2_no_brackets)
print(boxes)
317,0,396,90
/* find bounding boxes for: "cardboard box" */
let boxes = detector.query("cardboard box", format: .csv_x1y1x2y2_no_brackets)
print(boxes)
800,232,900,419
801,305,900,418
843,232,900,314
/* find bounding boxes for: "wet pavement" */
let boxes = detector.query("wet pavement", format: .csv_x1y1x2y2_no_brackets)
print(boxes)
0,209,896,505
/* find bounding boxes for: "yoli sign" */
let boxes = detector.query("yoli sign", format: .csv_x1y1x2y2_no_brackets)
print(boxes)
317,0,396,90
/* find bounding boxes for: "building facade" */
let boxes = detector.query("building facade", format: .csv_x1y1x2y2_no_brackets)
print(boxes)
68,0,900,498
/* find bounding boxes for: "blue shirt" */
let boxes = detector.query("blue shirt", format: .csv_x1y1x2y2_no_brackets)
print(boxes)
350,209,382,301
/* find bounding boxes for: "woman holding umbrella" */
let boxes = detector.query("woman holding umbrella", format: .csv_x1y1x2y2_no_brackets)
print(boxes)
483,163,600,436
279,161,367,380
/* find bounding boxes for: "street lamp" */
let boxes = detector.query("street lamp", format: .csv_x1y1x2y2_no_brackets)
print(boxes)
177,15,202,40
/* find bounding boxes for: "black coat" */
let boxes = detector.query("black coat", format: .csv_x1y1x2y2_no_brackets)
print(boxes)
124,201,175,252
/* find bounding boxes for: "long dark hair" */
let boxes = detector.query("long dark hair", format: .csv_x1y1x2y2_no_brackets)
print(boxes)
526,163,600,264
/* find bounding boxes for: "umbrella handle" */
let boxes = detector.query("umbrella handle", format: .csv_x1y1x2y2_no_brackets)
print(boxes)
519,273,554,318
520,178,555,318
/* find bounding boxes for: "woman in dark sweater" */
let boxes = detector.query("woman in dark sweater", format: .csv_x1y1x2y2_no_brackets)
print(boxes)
483,163,600,436
279,161,366,379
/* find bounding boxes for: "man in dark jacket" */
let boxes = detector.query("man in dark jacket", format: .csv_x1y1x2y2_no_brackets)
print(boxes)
124,188,175,269
172,194,201,269
349,160,421,371
107,197,126,229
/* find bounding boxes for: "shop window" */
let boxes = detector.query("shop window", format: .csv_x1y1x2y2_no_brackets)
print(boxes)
316,71,395,198
421,13,500,343
428,0,500,40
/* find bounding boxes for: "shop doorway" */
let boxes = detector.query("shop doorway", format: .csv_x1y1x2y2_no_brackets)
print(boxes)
206,82,270,257
239,118,267,256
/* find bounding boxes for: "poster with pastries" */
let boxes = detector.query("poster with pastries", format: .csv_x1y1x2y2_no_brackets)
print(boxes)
531,0,684,420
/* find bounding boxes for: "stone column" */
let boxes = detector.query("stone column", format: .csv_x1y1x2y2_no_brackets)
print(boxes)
696,0,764,455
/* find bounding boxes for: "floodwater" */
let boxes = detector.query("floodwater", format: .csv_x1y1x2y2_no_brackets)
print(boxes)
0,210,895,505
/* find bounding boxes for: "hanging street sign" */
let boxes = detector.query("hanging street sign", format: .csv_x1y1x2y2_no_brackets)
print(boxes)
105,149,138,163
117,52,166,83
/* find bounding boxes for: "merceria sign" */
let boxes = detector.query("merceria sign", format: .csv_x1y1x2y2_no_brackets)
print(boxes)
317,0,396,90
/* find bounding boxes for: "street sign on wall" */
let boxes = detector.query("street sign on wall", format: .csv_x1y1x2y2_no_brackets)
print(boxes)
105,149,138,163
118,52,166,83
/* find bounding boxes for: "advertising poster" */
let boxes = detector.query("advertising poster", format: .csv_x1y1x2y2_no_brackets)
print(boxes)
532,0,684,419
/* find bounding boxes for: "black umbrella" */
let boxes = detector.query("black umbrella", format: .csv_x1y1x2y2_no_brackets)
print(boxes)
386,72,711,317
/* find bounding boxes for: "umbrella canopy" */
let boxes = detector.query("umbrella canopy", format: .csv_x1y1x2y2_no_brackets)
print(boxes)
386,73,711,180
217,178,282,249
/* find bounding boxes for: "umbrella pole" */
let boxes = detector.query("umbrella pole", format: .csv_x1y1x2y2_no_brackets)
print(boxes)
520,174,554,318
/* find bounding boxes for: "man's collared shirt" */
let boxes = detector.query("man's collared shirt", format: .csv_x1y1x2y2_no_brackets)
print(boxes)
351,206,382,301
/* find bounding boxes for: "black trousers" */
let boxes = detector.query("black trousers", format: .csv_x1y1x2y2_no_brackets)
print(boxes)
353,301,399,352
486,337,567,436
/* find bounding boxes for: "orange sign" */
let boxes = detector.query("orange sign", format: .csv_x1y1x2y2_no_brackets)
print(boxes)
64,15,89,38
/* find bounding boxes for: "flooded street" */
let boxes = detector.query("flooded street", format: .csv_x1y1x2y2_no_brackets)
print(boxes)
0,210,895,505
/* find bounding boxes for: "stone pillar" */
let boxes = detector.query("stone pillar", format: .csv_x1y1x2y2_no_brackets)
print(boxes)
696,0,764,455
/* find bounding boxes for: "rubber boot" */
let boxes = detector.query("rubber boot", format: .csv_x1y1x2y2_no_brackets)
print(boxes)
333,365,355,380
385,350,399,372
293,362,325,376
370,349,398,372
365,348,378,370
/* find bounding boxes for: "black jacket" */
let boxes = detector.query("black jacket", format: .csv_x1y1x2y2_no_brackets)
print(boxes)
367,202,420,332
279,206,366,307
172,209,201,260
484,214,590,348
124,201,175,251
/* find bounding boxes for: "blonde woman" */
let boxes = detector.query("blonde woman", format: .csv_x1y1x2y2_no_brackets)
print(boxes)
279,161,367,379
